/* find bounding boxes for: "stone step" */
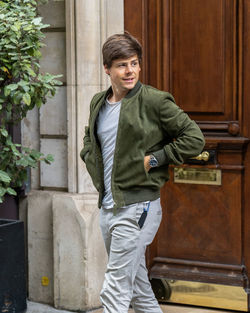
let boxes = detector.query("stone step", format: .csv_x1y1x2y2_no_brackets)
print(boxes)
27,301,235,313
91,305,233,313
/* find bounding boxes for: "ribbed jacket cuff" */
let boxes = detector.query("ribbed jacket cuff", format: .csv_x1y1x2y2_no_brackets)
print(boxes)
152,149,169,167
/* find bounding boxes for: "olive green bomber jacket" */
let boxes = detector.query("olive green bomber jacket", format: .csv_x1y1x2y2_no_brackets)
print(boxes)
80,81,205,209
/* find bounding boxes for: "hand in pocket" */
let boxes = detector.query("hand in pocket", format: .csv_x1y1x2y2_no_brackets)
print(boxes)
144,155,151,172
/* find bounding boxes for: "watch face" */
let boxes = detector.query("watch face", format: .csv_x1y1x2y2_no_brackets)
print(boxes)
149,157,158,167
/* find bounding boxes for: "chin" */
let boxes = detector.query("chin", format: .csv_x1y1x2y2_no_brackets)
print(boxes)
124,82,136,89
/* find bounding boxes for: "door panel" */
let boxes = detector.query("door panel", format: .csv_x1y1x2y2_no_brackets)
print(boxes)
125,0,250,310
243,0,250,295
126,0,240,125
160,168,242,264
169,0,234,115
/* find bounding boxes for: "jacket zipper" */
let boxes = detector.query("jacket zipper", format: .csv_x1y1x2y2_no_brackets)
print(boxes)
95,143,104,206
92,100,105,205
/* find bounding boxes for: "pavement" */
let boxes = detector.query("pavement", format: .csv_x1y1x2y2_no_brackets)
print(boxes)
26,301,238,313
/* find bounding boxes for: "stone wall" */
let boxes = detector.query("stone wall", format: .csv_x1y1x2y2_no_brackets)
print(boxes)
20,0,124,310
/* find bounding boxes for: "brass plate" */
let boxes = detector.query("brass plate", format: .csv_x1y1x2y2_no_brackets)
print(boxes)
163,280,248,311
174,167,221,185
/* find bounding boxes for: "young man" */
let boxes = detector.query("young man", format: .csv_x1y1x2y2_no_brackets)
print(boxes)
80,32,205,313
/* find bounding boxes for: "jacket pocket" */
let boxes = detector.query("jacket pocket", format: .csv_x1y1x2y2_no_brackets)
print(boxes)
84,151,89,163
85,151,100,191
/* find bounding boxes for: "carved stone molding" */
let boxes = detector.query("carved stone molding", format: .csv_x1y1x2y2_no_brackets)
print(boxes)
65,0,124,193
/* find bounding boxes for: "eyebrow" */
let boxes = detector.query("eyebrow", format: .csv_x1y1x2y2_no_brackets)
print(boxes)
117,58,139,65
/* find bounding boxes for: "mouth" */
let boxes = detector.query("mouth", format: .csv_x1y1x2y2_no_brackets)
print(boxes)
123,77,134,83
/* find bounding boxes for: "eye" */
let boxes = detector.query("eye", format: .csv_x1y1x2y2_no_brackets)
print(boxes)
132,61,138,66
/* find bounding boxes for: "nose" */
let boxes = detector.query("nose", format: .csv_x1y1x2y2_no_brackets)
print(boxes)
126,64,133,73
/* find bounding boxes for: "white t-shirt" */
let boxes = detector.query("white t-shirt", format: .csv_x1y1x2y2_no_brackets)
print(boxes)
97,97,121,209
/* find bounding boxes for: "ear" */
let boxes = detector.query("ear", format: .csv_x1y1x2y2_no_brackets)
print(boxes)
104,65,110,76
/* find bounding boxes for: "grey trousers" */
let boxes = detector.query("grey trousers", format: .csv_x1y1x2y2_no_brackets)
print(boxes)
99,198,163,313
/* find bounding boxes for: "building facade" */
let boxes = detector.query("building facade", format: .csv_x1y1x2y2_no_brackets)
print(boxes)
21,0,123,311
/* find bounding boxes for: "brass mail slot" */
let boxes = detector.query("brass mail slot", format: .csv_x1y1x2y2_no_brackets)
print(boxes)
174,167,221,185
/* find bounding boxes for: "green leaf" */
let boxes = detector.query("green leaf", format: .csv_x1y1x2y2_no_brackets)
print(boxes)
22,147,30,153
23,25,32,32
0,187,6,198
10,25,19,32
47,154,54,161
30,150,42,159
13,92,23,104
16,158,28,167
5,44,16,49
18,80,28,87
45,154,54,163
33,17,42,25
9,37,18,44
23,93,31,106
33,50,41,58
26,67,36,77
7,84,18,91
6,102,12,112
11,144,20,156
36,98,42,108
0,170,11,183
6,187,17,196
4,86,11,97
0,128,8,137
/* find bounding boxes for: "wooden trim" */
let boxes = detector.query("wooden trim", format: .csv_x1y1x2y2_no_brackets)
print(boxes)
238,0,244,132
150,257,247,287
124,0,148,83
242,0,250,292
219,165,244,171
162,0,170,91
171,164,244,171
205,136,249,150
142,0,148,84
156,0,162,90
154,257,245,271
232,0,238,121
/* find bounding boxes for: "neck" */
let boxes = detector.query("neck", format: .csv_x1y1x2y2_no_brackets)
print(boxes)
109,86,128,103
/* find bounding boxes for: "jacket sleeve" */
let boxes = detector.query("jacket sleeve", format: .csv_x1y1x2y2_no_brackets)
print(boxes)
153,94,205,166
80,125,91,162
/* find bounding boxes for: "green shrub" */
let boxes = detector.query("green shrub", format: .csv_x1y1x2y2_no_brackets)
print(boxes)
0,0,62,202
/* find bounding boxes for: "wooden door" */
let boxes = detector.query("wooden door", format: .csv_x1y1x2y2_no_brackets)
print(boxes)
125,0,250,310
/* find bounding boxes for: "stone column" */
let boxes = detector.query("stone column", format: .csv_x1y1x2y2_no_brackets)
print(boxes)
52,0,124,310
53,193,105,311
23,0,124,310
67,0,124,194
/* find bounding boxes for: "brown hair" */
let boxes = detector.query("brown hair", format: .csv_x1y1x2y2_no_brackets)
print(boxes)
102,32,142,68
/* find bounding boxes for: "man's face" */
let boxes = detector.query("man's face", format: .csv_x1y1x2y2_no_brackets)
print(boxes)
104,55,141,96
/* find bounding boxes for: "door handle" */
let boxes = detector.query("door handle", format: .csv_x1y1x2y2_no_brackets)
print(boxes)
191,151,210,162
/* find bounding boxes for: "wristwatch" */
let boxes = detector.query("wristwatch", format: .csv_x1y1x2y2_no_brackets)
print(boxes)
149,155,158,168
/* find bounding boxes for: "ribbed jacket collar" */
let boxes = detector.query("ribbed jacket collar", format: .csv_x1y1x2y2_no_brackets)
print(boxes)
104,81,142,101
